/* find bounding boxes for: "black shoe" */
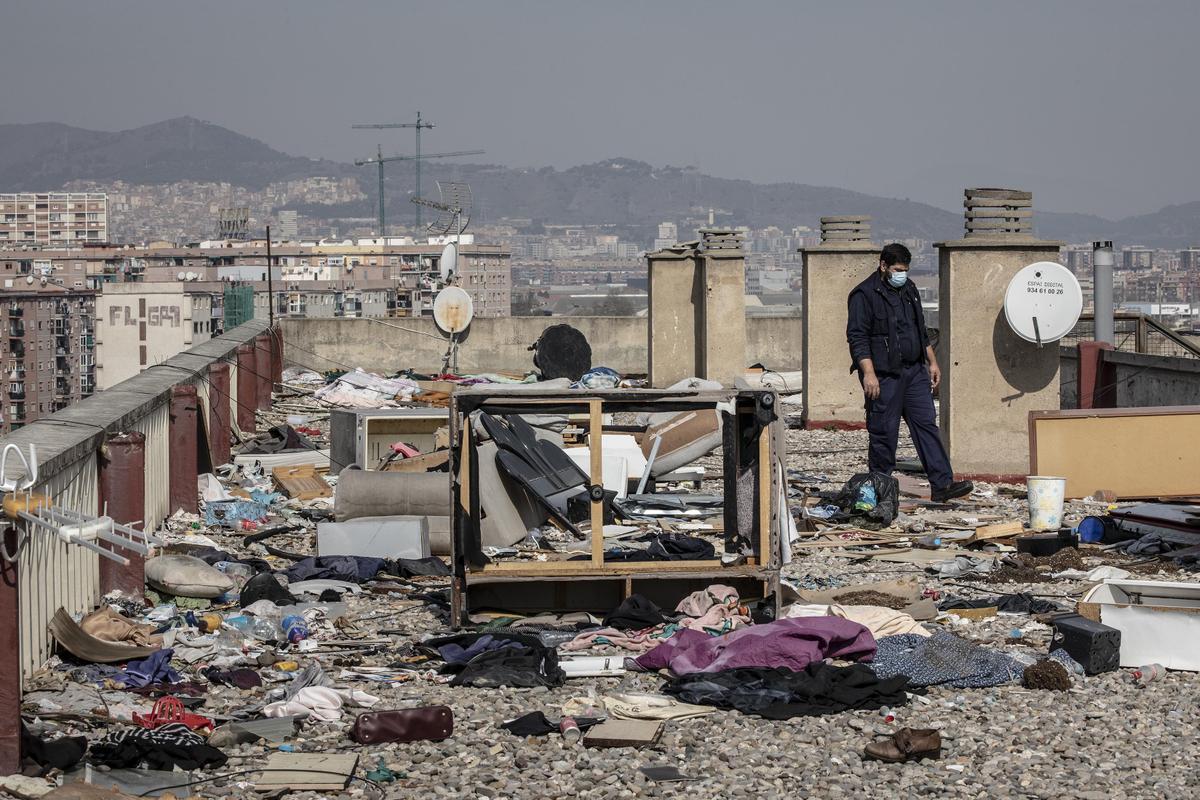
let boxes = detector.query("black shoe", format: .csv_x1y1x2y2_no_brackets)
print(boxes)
931,480,973,503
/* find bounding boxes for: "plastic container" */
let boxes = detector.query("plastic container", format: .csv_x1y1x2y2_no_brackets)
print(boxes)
196,613,223,634
1132,663,1164,686
1027,476,1067,531
281,615,309,644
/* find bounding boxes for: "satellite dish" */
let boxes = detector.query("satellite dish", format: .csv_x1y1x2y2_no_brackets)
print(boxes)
25,276,33,285
176,271,186,281
185,271,196,281
1003,261,1082,345
432,286,474,335
440,243,458,281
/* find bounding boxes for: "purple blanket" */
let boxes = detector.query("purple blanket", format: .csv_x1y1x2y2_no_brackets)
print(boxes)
632,617,876,674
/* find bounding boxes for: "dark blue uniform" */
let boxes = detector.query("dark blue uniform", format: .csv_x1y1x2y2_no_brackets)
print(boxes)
846,272,954,489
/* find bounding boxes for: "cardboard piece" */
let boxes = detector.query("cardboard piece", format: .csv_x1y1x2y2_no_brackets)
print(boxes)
1029,406,1200,499
642,409,722,477
272,465,331,500
583,719,663,749
1078,578,1200,671
317,515,430,560
380,450,450,473
255,753,359,792
970,521,1024,542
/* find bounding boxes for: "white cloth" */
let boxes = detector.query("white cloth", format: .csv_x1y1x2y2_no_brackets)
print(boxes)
782,604,931,638
261,686,379,722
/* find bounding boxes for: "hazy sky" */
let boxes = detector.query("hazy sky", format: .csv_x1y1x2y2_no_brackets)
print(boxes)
2,1,1197,219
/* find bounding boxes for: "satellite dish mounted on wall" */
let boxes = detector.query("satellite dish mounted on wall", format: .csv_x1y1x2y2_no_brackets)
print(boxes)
440,242,458,283
433,286,474,375
1003,261,1083,346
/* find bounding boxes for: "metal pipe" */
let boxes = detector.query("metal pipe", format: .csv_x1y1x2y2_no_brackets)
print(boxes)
1092,240,1115,345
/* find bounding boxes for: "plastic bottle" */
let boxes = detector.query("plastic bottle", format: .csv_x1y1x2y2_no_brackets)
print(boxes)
281,615,309,644
559,716,581,744
878,706,895,723
1132,663,1164,686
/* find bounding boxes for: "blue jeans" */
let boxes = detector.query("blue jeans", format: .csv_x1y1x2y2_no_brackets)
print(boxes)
864,362,954,489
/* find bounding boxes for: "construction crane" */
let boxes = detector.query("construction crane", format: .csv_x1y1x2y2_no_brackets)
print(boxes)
353,145,484,236
352,112,483,229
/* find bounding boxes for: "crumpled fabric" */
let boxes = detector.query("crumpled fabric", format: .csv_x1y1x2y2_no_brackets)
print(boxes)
80,606,163,648
285,556,387,584
603,594,665,631
117,649,181,689
261,686,379,722
88,722,227,770
662,662,910,719
444,639,566,689
938,593,1065,615
436,634,523,665
632,617,876,674
782,604,931,638
930,555,996,578
600,692,715,721
870,631,1024,688
564,626,677,653
673,584,751,634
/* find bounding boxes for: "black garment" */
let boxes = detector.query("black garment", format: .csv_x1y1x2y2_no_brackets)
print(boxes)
499,712,603,737
241,425,315,454
603,594,666,631
598,534,715,562
663,663,911,719
21,724,86,771
392,556,452,578
895,284,922,364
451,647,564,689
284,555,387,583
201,667,263,689
188,546,271,575
939,593,1065,615
88,723,227,771
847,271,930,376
238,572,297,607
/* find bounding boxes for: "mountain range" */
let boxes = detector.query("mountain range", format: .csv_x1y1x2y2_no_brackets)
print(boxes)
1,117,1197,248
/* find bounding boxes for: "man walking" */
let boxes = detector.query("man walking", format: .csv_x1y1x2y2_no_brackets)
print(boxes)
846,243,972,503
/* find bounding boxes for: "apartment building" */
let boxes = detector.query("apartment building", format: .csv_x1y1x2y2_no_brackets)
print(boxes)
0,287,96,432
0,192,107,246
95,282,216,389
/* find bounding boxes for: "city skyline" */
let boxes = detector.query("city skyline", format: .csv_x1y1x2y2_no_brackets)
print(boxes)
3,1,1200,219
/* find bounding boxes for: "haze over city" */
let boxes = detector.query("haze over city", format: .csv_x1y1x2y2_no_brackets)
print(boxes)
3,0,1199,218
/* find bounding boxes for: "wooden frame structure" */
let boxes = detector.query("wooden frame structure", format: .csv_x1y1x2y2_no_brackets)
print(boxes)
448,386,784,624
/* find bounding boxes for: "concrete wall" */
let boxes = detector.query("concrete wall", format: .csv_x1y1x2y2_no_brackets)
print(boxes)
938,241,1062,477
1060,347,1200,410
802,245,878,425
96,283,212,389
281,315,802,377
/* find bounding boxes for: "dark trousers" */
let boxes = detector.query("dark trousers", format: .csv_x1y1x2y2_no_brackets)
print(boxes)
864,362,954,489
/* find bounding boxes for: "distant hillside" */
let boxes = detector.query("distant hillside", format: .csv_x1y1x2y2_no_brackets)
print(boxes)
0,117,341,189
3,119,1199,247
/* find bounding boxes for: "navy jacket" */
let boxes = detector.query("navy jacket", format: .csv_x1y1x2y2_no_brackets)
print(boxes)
846,271,931,375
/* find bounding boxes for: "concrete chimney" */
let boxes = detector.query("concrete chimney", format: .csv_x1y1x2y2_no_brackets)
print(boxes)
820,215,872,244
963,188,1033,239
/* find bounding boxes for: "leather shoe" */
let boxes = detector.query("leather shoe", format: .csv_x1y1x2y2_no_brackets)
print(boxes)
864,727,942,763
931,480,973,503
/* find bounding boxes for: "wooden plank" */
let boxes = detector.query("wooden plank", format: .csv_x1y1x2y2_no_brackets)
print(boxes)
589,399,604,567
758,429,771,563
458,428,470,512
256,753,359,791
380,449,450,473
970,520,1024,542
474,559,729,576
271,466,331,500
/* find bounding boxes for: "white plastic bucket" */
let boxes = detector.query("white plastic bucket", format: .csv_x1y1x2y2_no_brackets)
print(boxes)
1027,476,1067,531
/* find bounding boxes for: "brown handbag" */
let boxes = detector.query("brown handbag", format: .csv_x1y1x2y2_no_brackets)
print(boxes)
349,706,453,744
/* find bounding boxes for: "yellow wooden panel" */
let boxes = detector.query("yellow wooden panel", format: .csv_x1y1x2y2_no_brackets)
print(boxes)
1032,411,1200,499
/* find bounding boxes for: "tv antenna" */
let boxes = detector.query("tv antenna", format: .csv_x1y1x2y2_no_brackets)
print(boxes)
412,181,473,239
353,147,483,237
352,111,483,230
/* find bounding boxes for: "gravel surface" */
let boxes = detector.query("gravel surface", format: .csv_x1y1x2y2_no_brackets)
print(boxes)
18,423,1200,800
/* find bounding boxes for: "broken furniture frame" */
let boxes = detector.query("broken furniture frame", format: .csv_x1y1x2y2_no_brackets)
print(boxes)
449,386,784,624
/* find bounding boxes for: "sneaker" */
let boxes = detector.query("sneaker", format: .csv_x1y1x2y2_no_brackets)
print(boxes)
931,480,973,503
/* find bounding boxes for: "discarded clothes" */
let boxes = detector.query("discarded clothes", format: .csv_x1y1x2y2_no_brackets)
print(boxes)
261,686,379,722
285,555,387,583
783,604,931,638
938,593,1065,615
117,649,181,689
88,723,228,771
433,634,566,689
21,724,86,771
673,584,750,633
436,634,524,666
603,594,666,631
662,663,911,719
870,631,1024,688
632,617,876,674
201,667,263,689
500,712,602,737
239,572,297,607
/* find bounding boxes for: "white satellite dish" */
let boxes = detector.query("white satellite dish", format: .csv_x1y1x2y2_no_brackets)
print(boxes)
176,271,186,281
25,276,33,285
440,243,458,282
432,286,474,334
1003,261,1083,345
186,271,197,281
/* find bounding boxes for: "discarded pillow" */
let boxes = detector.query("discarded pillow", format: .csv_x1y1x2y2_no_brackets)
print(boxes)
145,555,235,599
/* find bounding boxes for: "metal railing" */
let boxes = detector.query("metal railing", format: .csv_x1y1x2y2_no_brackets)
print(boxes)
1063,313,1200,360
0,319,271,678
